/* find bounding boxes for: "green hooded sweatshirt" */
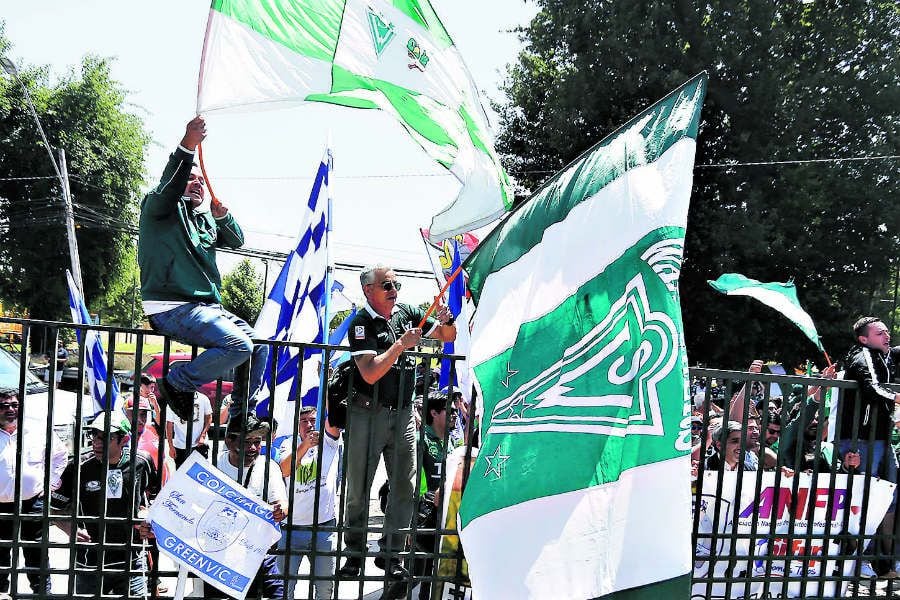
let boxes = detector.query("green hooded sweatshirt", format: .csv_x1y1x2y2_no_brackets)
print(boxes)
138,148,244,303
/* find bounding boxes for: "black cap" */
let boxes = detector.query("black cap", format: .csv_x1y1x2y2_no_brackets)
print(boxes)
226,414,270,437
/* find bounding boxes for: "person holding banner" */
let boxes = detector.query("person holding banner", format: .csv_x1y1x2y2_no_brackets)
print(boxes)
51,413,152,597
205,415,287,599
338,264,456,585
138,116,268,424
278,406,342,599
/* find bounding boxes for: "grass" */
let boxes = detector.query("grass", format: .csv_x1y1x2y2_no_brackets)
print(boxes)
107,334,193,371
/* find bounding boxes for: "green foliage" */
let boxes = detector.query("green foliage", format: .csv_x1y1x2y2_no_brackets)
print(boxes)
329,309,354,333
497,1,900,367
221,259,263,324
97,245,141,327
0,26,149,332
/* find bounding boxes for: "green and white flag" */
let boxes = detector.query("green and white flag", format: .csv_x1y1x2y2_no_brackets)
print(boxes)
458,74,706,599
708,273,824,351
197,0,512,241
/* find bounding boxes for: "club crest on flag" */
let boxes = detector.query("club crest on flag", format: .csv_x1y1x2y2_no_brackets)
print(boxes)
366,7,396,57
487,272,678,438
406,38,429,71
197,501,249,553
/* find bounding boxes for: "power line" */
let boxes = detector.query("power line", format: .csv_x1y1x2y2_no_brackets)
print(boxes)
695,154,900,169
0,175,59,181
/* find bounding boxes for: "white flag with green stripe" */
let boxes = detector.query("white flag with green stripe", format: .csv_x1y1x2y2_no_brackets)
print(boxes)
708,273,824,351
197,0,512,241
457,74,707,599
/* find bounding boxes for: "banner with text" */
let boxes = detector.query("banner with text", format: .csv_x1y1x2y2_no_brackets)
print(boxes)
149,453,282,599
693,471,894,599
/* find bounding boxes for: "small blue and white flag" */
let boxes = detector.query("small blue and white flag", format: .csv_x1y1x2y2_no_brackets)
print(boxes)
439,241,464,389
421,238,473,405
254,148,335,435
65,270,120,416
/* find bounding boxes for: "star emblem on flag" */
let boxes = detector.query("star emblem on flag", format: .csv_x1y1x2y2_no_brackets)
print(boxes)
500,362,518,388
483,444,510,480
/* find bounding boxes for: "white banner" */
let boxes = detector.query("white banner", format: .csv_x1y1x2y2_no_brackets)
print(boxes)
149,453,282,599
693,470,895,599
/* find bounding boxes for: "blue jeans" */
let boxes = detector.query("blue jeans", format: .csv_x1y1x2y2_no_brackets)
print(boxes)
149,303,269,417
838,439,898,511
278,519,336,600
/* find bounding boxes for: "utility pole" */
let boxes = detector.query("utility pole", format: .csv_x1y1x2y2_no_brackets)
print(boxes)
1,56,83,292
58,148,83,293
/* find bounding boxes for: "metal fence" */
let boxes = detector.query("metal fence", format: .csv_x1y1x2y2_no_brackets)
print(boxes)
1,318,899,599
690,367,900,599
0,318,474,599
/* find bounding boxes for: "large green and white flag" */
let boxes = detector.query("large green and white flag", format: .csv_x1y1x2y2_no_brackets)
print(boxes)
708,273,824,351
458,74,707,599
197,0,512,241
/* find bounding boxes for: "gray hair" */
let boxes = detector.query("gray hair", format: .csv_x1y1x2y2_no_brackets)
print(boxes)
360,264,391,287
716,420,744,444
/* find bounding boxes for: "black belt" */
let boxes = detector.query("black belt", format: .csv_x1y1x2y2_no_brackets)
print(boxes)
354,393,407,411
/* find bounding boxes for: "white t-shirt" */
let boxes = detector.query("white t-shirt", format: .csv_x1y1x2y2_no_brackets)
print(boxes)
280,432,341,525
166,392,211,449
216,451,287,505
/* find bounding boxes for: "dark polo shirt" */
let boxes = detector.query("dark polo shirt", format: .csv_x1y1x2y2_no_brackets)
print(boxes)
348,303,437,407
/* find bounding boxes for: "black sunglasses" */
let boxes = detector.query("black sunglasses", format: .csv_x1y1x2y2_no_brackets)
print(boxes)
0,402,19,410
378,280,401,291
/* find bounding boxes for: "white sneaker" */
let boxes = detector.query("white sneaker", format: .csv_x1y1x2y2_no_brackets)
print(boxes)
860,560,878,578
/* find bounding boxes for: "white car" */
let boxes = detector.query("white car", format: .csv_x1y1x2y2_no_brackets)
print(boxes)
0,347,94,456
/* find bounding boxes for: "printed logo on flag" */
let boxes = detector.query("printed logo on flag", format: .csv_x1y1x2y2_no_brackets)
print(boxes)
354,326,366,340
488,272,678,438
366,8,396,57
407,38,430,71
197,500,249,552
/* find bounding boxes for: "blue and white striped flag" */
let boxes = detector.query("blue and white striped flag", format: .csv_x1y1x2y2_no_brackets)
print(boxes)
65,270,121,416
253,148,334,433
439,241,464,389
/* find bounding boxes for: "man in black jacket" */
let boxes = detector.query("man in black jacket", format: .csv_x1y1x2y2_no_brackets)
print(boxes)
838,317,900,476
838,316,900,576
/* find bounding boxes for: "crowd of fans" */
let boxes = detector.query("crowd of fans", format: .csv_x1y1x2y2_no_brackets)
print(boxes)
0,358,469,599
693,316,900,581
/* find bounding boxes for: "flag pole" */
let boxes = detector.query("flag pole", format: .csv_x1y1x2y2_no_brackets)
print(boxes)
419,228,446,293
196,143,224,214
316,143,334,431
418,265,463,329
173,565,188,600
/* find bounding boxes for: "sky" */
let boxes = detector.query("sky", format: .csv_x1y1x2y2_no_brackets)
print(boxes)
0,0,538,305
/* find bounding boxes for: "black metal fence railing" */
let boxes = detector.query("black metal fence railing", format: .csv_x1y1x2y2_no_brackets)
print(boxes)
1,318,899,599
0,318,475,600
690,366,900,599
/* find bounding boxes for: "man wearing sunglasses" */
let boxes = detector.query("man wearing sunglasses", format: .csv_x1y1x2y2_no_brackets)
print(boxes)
338,264,456,590
0,387,67,598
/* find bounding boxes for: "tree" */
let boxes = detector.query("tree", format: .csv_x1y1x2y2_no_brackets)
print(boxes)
97,245,141,327
0,26,149,349
496,1,900,367
221,259,263,324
